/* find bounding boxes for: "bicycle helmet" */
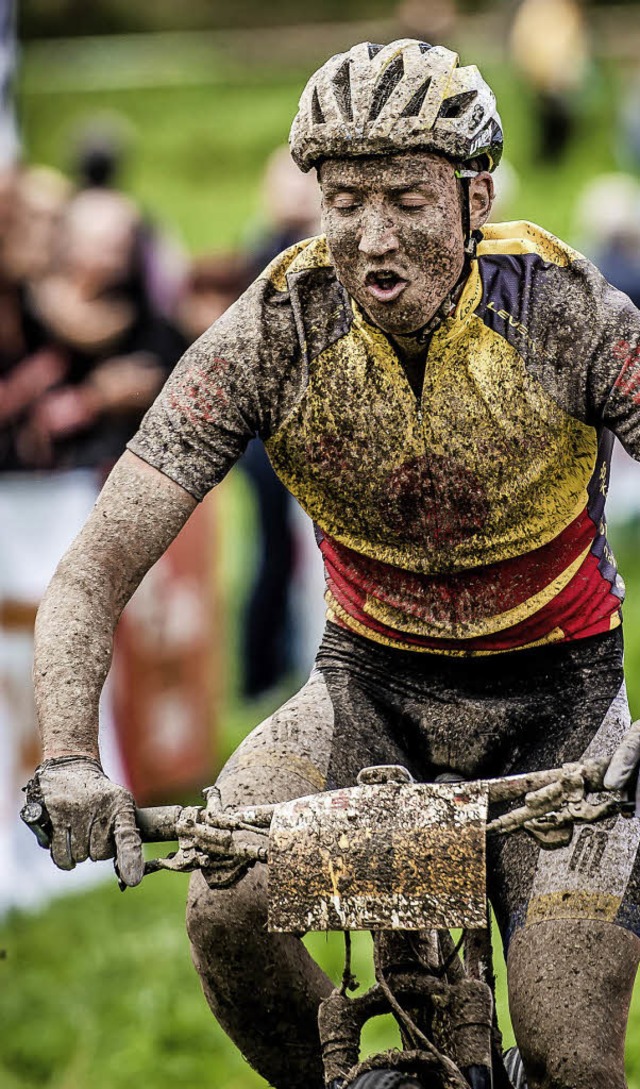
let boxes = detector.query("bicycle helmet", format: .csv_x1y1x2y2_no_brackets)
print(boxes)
289,39,503,174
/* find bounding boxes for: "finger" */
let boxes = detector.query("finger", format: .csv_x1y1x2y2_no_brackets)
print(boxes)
69,821,90,864
50,825,75,871
604,721,640,789
88,816,115,862
113,808,144,887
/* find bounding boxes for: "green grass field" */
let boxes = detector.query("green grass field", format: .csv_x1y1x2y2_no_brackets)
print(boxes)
2,40,640,1089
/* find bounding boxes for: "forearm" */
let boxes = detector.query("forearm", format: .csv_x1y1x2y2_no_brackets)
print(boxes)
34,452,197,759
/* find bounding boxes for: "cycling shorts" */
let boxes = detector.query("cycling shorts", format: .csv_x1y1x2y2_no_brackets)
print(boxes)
217,622,640,947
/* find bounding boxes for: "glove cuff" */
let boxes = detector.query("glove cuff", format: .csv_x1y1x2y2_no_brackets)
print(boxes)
36,754,104,775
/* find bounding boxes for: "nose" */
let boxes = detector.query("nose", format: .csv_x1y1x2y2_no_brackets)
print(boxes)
357,208,399,258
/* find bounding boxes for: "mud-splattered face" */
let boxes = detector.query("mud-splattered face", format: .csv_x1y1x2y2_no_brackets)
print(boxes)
320,151,468,335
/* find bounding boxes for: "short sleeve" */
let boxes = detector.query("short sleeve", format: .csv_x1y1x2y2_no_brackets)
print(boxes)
127,275,303,500
525,251,640,460
590,279,640,460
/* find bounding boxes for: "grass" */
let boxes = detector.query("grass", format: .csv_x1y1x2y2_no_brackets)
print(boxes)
3,40,640,1089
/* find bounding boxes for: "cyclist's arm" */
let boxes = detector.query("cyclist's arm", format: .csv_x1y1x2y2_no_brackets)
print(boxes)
30,257,307,877
575,266,640,810
34,451,197,759
35,256,305,758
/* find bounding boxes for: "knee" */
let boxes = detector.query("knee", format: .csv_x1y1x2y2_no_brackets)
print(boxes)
517,1037,621,1089
507,920,637,1089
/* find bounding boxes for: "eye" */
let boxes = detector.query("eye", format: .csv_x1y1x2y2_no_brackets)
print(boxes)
327,194,361,213
398,194,429,210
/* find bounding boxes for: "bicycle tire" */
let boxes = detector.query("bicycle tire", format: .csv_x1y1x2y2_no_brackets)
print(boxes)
503,1047,528,1089
343,1072,425,1089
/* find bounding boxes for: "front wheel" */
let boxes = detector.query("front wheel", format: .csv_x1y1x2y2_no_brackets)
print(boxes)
344,1072,425,1089
503,1047,528,1089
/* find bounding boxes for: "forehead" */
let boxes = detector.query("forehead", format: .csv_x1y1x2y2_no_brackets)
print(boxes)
319,150,456,192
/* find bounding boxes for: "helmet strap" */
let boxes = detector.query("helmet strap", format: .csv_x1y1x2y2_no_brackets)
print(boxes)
457,173,473,248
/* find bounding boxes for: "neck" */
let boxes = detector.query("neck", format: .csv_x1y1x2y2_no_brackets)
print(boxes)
390,330,430,364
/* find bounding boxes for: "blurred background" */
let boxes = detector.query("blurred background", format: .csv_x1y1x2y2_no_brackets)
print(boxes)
2,0,640,1086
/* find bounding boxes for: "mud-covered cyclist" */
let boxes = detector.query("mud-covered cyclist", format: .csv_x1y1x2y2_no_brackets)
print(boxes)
30,40,640,1089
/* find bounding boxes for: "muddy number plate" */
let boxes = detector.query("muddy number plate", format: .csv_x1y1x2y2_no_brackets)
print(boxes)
268,781,488,933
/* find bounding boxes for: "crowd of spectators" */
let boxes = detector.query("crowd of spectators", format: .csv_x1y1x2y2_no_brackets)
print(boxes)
0,135,326,913
0,146,193,912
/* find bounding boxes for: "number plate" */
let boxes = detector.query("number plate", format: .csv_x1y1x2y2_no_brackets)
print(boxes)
268,781,488,932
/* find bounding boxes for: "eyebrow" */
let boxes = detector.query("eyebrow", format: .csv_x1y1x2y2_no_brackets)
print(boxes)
388,182,434,195
322,184,361,195
323,179,434,196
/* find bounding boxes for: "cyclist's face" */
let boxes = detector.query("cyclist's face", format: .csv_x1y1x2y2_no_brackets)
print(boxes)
321,152,483,335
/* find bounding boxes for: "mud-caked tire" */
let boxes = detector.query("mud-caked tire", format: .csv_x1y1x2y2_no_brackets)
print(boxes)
503,1047,528,1089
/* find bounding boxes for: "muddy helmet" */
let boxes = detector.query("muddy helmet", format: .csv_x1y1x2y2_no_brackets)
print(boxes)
289,39,503,173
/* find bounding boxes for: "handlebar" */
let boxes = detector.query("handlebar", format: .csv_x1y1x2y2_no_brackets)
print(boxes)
21,758,633,888
131,757,619,842
136,805,184,842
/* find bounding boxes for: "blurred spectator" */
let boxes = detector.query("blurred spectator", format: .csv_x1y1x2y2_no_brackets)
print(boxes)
396,0,458,44
248,143,322,270
488,158,521,223
69,111,134,190
70,112,188,321
0,182,190,914
509,0,590,163
178,252,252,343
574,172,640,309
0,165,57,472
24,187,186,474
2,165,71,285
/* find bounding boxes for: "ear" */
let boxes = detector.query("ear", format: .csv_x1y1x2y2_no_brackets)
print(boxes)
468,172,495,230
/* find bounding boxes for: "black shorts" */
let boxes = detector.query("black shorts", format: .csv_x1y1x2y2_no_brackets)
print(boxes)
218,621,640,948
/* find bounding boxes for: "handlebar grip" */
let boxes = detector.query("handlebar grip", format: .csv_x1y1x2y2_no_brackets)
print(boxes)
135,805,183,842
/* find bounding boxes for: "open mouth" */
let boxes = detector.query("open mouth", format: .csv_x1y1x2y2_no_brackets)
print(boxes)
364,270,408,303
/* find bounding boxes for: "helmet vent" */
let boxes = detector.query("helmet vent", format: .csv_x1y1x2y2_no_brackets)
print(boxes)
419,41,434,53
367,43,384,60
368,55,405,120
333,59,353,121
401,76,432,118
311,87,326,125
438,90,478,120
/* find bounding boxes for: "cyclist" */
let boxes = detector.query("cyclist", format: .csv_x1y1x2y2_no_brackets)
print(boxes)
30,40,640,1089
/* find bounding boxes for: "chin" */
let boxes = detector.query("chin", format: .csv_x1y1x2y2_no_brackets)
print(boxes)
357,293,430,336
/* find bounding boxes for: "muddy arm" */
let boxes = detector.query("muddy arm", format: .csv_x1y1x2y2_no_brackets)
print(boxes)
33,451,198,760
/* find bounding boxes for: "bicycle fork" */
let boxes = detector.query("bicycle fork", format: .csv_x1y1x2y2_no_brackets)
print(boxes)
318,930,496,1088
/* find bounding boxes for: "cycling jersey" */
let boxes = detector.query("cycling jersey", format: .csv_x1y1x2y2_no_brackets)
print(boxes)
129,221,640,655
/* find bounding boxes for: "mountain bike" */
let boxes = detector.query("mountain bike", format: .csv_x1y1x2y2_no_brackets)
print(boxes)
22,757,632,1089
